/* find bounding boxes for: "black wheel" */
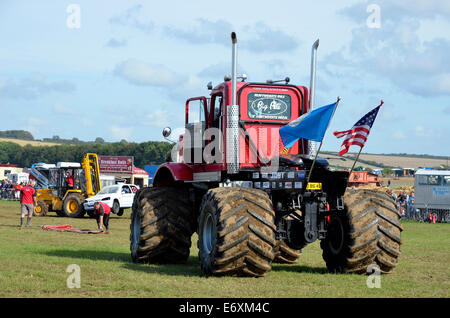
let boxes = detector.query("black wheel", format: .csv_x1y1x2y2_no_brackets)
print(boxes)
198,187,276,277
274,240,301,264
130,187,194,264
112,200,120,214
62,193,86,218
33,200,48,217
117,208,124,216
321,189,403,274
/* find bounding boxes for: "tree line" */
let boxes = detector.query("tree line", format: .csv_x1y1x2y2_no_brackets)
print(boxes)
0,130,34,140
0,140,173,168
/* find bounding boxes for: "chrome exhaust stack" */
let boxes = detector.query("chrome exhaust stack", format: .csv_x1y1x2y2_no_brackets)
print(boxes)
309,39,319,156
227,32,240,174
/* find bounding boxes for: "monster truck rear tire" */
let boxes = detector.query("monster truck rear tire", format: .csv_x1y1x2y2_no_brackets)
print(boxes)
130,187,194,264
198,187,276,277
274,240,301,264
321,189,403,274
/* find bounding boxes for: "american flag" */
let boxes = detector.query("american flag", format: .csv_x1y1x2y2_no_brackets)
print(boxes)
333,101,383,156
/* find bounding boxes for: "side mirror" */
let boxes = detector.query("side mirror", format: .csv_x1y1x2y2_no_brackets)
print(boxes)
162,127,172,138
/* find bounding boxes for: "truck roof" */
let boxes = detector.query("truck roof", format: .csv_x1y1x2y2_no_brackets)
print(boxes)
415,169,450,176
56,162,81,168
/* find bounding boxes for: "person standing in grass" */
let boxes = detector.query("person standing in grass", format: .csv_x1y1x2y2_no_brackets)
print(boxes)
93,201,110,233
19,180,37,228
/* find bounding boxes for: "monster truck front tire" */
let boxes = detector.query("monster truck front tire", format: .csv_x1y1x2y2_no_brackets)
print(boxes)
274,240,301,264
130,187,194,264
198,187,276,277
321,189,403,274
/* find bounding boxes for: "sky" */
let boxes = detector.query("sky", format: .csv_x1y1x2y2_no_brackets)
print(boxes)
0,0,449,156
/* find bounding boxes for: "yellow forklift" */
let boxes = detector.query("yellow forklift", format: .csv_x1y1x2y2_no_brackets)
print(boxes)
33,153,101,218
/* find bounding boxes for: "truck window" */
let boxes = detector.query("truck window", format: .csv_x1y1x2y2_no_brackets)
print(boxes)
428,175,442,185
188,100,206,124
209,94,223,129
444,176,450,186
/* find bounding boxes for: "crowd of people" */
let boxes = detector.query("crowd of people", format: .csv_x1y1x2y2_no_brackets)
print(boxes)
386,189,415,217
0,180,29,201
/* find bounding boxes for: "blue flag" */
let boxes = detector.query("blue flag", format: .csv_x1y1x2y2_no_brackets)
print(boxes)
279,102,337,148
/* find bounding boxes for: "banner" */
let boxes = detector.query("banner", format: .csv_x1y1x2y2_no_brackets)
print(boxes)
99,156,134,174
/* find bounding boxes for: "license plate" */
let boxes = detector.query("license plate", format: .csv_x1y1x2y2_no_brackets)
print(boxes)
306,182,322,190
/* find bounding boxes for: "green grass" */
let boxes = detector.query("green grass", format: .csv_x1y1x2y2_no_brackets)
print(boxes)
0,201,448,298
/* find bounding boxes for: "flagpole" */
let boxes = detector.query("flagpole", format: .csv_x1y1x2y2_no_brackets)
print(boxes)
306,141,323,185
306,96,341,185
348,147,363,177
347,99,384,177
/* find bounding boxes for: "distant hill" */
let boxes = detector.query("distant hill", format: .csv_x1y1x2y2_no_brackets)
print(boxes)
323,151,449,170
0,130,34,140
0,138,61,147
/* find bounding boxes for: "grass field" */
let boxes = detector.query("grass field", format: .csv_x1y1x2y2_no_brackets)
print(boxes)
0,138,60,147
0,200,448,298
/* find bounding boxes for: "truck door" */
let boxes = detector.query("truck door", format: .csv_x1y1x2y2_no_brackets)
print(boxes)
185,97,208,164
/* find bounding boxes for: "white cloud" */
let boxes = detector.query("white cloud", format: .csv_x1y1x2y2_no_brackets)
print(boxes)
323,13,450,97
0,73,75,100
444,106,450,115
414,125,430,137
163,19,299,53
109,4,154,33
145,109,171,129
114,59,179,87
392,130,406,140
109,125,133,141
52,103,75,115
25,117,46,135
105,38,127,48
81,118,93,127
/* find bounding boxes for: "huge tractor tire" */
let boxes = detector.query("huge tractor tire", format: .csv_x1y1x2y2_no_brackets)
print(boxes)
198,187,276,277
130,187,194,264
274,240,301,264
321,189,403,274
33,200,48,217
62,193,86,218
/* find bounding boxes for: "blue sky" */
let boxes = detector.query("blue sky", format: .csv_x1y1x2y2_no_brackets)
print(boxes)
0,0,449,156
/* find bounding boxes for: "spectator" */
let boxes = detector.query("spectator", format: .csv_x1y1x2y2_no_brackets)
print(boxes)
0,181,6,199
386,189,397,202
93,201,111,233
407,191,415,217
66,171,74,189
19,180,37,228
13,182,22,201
4,180,12,200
